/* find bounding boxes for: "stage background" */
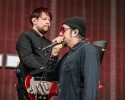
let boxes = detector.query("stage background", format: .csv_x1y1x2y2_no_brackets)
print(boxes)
0,0,125,100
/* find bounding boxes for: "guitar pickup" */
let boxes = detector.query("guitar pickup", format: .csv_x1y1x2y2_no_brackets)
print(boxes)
40,82,49,91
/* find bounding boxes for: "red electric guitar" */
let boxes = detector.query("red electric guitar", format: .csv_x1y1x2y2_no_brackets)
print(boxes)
25,74,104,100
25,74,58,100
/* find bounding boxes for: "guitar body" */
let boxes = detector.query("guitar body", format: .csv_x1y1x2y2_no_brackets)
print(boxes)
25,74,104,100
25,74,58,100
25,75,35,100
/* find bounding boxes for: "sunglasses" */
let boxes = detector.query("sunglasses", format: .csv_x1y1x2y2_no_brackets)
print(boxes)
60,27,72,34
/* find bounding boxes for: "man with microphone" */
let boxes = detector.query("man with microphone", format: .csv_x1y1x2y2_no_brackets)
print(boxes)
45,17,100,100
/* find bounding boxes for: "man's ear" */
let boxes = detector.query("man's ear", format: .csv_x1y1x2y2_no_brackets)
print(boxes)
32,18,37,25
72,29,79,36
72,31,77,34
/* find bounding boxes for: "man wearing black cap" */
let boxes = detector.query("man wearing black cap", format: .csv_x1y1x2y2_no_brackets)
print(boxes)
45,17,100,100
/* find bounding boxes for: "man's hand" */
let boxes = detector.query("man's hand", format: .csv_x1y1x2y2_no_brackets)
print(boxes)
51,36,64,56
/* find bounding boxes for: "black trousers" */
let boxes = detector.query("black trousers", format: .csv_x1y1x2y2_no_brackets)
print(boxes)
15,64,30,100
16,76,29,100
16,84,29,100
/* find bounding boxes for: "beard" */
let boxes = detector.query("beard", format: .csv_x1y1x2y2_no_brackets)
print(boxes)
62,41,67,47
37,26,49,34
39,29,47,34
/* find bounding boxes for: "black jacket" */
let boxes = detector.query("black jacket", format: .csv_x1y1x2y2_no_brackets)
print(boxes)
45,42,100,100
16,29,52,78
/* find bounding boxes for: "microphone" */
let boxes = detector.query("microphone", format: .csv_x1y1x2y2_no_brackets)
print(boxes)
42,41,59,50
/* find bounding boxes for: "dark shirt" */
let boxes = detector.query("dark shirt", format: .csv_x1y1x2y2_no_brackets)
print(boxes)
16,29,52,78
45,42,100,100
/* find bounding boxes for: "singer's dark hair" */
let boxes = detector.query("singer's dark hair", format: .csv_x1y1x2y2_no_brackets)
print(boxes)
30,7,52,26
